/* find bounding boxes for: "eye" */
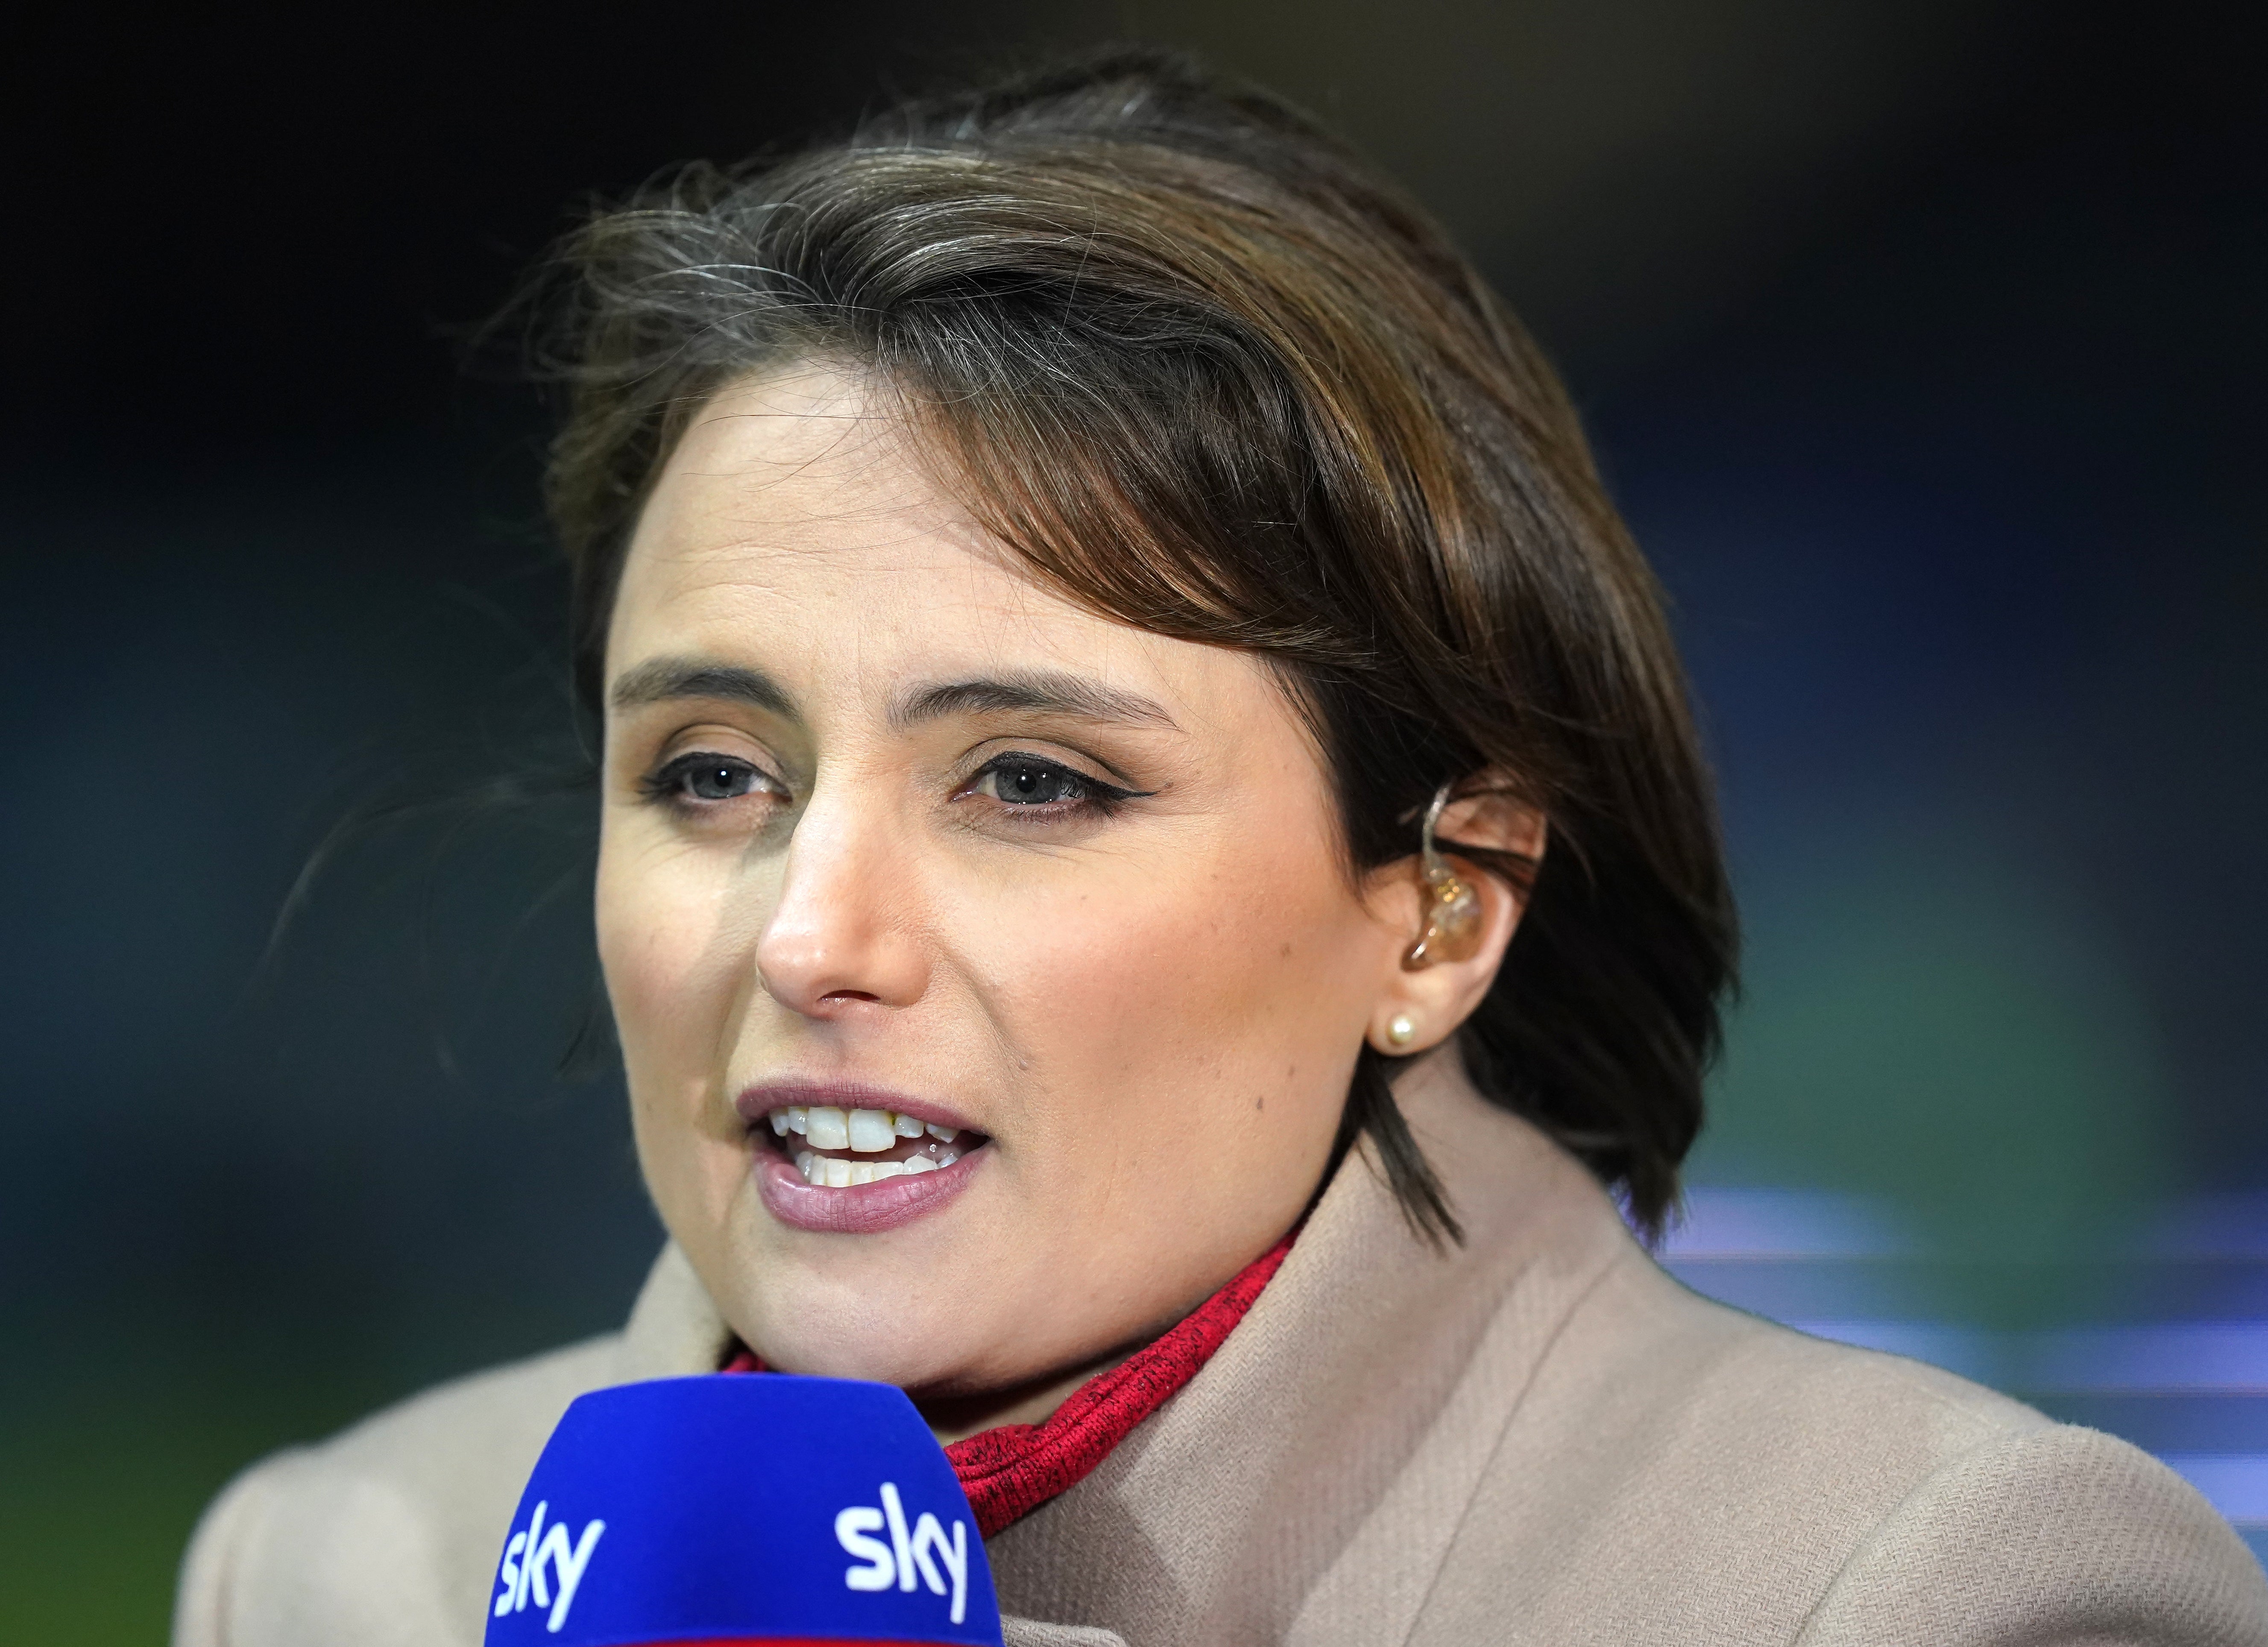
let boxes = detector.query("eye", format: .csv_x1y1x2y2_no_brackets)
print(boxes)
642,752,780,807
974,757,1092,806
683,760,759,801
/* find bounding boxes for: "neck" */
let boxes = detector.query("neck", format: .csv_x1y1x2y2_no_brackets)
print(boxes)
907,1067,1480,1449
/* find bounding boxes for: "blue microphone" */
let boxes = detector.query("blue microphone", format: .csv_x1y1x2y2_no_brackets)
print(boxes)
483,1374,1002,1646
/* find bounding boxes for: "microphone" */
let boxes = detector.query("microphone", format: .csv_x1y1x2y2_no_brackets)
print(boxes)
483,1373,1003,1646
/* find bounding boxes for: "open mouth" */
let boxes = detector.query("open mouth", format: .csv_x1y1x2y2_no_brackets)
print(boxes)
759,1104,989,1188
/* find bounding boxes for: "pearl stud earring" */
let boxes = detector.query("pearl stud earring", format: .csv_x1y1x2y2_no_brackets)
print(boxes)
1386,1013,1417,1049
1404,784,1483,970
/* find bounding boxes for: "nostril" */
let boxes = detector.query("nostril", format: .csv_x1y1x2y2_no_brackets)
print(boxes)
819,990,880,1004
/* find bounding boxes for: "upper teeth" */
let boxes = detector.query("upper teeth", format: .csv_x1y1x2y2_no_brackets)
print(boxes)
768,1105,960,1151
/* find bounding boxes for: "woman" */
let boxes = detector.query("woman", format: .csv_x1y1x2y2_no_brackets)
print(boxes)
175,50,2266,1647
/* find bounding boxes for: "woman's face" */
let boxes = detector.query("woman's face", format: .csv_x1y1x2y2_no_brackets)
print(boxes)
597,367,1421,1403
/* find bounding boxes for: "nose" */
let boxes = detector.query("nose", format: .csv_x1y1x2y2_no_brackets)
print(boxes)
753,784,929,1019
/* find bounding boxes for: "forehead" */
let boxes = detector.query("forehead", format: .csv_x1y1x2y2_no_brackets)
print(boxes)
612,367,1160,688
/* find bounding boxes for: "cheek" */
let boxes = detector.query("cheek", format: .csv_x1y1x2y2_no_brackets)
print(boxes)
595,832,755,1098
595,831,776,1253
972,841,1380,1149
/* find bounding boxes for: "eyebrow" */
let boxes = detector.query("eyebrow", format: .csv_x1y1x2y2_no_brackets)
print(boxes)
608,656,798,718
890,671,1178,733
608,656,1178,737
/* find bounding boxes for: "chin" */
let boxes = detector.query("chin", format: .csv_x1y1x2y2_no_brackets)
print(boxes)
737,1279,992,1391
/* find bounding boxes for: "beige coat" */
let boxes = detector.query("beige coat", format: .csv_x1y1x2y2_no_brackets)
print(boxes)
175,1064,2268,1645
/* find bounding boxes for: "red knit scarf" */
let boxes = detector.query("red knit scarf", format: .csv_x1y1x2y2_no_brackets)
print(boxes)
723,1230,1295,1537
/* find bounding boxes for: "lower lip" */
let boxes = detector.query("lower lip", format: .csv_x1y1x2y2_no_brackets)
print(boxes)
752,1144,984,1234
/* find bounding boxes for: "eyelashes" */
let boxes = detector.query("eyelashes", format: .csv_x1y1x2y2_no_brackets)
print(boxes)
635,749,1152,822
963,752,1147,815
638,752,782,809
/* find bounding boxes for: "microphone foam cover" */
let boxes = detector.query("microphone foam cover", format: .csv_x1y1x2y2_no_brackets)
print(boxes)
483,1373,1002,1646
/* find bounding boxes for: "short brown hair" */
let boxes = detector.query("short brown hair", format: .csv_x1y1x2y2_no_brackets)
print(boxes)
531,48,1736,1240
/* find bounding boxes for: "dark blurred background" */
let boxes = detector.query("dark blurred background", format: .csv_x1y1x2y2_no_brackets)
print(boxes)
4,1,2264,1634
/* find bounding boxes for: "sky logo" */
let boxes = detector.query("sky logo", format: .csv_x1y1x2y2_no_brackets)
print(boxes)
835,1481,972,1625
492,1499,607,1633
486,1378,1002,1646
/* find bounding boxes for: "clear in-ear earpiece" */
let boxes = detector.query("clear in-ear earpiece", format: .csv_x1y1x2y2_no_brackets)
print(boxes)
1404,785,1483,970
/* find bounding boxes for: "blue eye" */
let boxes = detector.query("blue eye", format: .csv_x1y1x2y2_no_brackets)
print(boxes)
966,753,1149,816
980,759,1088,805
645,753,774,805
685,761,759,800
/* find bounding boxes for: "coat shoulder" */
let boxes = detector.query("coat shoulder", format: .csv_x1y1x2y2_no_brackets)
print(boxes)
171,1242,729,1647
172,1333,626,1647
1796,1418,2268,1645
1533,1243,2057,1489
1424,1249,2268,1643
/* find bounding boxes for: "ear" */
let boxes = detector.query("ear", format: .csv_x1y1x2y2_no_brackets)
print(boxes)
1358,790,1548,1058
